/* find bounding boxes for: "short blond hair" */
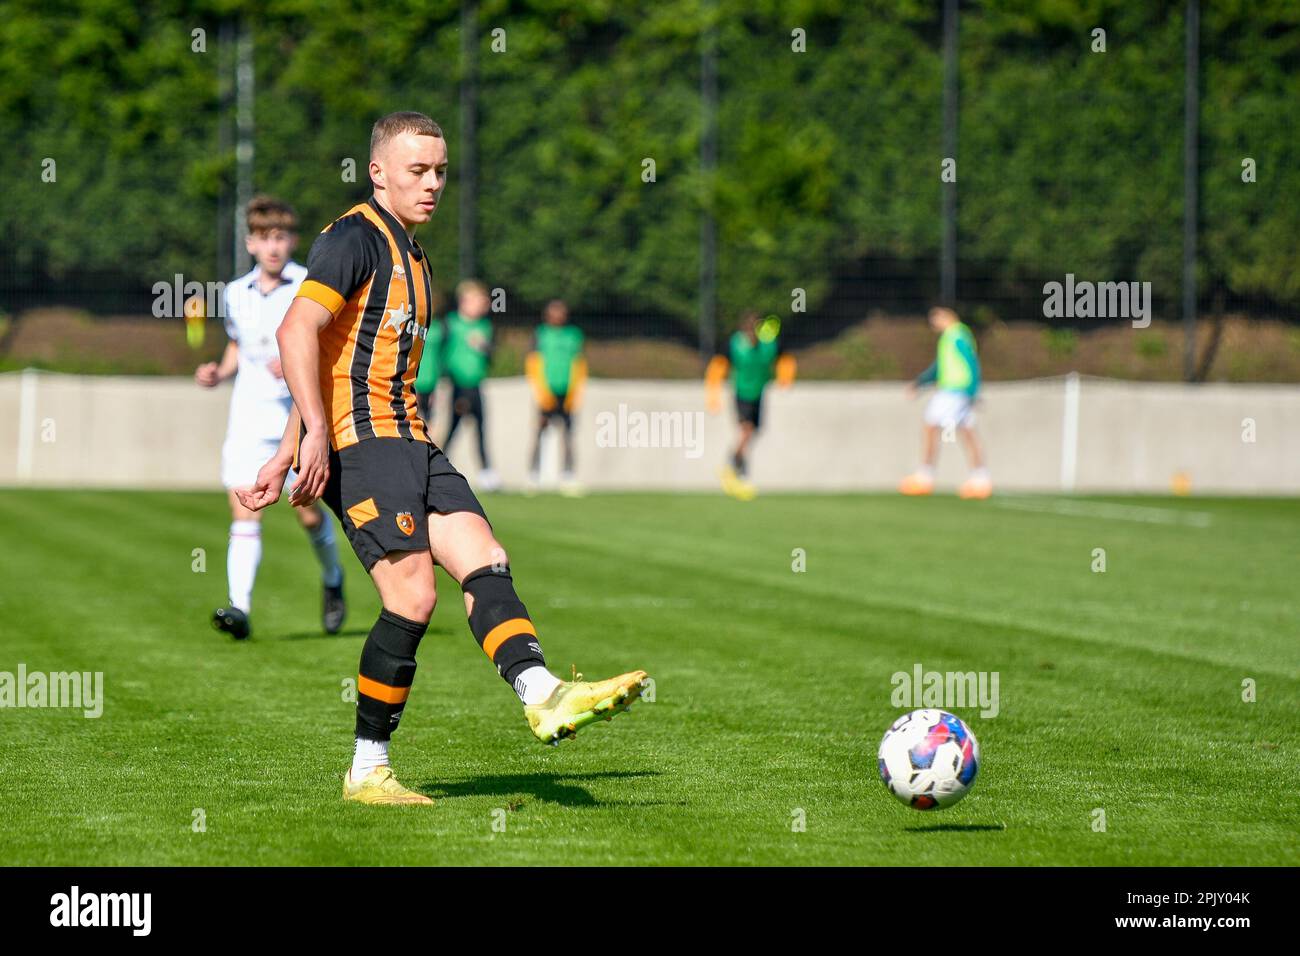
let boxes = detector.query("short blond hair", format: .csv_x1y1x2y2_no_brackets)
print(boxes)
370,111,444,159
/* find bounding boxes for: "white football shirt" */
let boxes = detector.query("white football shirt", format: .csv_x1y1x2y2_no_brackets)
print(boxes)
222,261,306,443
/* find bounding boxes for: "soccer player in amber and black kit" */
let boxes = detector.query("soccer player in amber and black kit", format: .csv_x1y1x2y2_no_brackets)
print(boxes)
238,112,647,805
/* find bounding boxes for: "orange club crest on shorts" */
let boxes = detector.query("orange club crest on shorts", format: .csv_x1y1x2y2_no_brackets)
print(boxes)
395,512,416,536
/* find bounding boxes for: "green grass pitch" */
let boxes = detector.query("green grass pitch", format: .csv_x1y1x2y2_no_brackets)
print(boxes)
0,489,1295,866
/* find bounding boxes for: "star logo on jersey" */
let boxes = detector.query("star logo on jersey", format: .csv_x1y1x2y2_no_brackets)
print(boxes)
395,512,415,536
392,264,405,277
383,303,412,333
381,302,427,341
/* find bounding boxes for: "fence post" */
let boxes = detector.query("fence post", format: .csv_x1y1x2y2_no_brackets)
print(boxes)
698,0,718,363
459,0,479,283
1060,372,1080,492
940,0,959,306
16,367,38,482
233,17,255,277
1182,0,1199,381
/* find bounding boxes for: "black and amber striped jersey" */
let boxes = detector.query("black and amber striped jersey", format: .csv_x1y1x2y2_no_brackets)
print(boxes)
295,197,434,449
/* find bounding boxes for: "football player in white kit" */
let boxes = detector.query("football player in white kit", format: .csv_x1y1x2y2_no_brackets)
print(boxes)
195,196,346,639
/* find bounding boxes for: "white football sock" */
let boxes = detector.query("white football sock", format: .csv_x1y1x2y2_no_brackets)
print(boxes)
918,464,935,480
970,466,990,482
227,520,262,613
306,514,343,588
514,665,563,705
350,738,389,782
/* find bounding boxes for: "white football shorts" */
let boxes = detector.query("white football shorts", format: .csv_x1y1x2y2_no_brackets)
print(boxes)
221,434,301,491
923,390,976,430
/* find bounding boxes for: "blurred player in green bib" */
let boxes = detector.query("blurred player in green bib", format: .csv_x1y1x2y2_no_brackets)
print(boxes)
526,299,587,495
443,279,499,491
900,306,992,499
705,309,796,500
413,288,446,433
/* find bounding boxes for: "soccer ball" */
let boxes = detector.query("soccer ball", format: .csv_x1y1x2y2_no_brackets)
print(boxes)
877,709,980,810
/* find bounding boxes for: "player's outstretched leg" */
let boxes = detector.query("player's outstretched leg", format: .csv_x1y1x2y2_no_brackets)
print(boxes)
462,564,648,745
432,509,648,746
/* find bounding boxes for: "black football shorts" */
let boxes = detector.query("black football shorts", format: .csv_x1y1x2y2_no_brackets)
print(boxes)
540,392,572,426
735,396,763,429
321,437,487,571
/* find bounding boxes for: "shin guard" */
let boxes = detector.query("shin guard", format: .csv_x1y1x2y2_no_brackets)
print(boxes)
355,609,427,741
461,565,546,686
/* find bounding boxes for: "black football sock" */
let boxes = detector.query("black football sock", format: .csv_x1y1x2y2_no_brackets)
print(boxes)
461,565,547,690
562,420,575,472
530,429,544,472
476,422,491,470
355,609,427,741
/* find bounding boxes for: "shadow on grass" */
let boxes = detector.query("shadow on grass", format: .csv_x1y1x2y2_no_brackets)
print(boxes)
277,626,460,641
421,770,664,808
275,627,369,641
904,823,1006,833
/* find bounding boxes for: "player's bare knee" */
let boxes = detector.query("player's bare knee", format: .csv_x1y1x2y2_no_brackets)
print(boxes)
412,576,438,621
400,585,437,624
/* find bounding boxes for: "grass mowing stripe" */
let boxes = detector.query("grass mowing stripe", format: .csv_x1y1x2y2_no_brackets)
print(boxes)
0,490,1295,865
494,505,1294,676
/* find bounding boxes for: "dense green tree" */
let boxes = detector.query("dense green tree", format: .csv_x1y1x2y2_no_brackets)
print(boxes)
0,0,1294,336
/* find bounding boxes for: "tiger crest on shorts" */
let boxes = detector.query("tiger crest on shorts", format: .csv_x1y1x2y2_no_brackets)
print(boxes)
395,512,415,536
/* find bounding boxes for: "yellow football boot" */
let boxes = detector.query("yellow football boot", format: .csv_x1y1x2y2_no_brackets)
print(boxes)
721,467,757,501
720,466,742,498
342,766,434,805
525,669,648,745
